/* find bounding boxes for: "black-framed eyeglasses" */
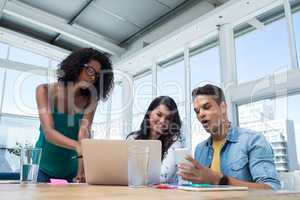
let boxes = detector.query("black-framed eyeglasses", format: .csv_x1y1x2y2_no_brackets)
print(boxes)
83,64,100,78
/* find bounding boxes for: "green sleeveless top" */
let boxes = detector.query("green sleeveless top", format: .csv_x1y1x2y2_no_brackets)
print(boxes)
35,106,84,178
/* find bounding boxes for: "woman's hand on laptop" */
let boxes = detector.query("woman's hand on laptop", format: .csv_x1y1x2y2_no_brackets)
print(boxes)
177,155,221,185
74,157,86,183
74,173,85,183
74,168,85,183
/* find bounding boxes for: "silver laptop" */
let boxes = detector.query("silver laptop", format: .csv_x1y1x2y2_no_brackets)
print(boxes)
81,139,161,185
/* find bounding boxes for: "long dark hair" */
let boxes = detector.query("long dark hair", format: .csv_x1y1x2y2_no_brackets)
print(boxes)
58,48,114,102
127,96,182,160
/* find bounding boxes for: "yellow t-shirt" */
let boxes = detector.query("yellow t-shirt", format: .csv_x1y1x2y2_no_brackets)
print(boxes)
210,139,226,172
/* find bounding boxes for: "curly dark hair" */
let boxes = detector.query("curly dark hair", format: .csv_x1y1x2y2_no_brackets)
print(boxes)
58,48,114,101
127,96,182,160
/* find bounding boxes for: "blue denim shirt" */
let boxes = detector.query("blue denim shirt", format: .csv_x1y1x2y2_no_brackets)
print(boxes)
194,126,281,189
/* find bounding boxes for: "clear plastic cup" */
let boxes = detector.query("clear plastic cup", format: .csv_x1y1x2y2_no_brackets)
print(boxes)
20,147,42,183
128,146,150,187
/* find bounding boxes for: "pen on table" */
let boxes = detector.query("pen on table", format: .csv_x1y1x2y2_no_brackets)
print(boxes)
191,183,210,187
181,183,210,187
71,155,83,160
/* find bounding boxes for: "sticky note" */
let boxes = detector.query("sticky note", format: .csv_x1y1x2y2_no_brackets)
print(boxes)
49,179,68,185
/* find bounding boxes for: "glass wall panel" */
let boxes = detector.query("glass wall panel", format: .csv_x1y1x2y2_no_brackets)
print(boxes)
293,9,300,65
0,43,8,59
9,47,49,68
190,46,221,153
157,60,185,104
110,83,123,138
238,94,300,172
2,69,47,116
0,116,40,173
235,6,291,83
132,73,152,131
190,46,221,89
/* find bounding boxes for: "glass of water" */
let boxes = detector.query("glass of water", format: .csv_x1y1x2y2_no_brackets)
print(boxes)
280,172,295,190
128,146,149,187
175,148,191,185
20,147,42,183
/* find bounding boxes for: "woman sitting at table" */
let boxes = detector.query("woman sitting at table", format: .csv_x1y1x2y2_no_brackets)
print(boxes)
127,96,183,183
35,48,114,182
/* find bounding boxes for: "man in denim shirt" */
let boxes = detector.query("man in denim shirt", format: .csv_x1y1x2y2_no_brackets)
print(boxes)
178,84,280,189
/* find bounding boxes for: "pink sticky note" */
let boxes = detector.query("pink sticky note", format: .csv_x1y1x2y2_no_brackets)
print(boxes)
49,179,69,185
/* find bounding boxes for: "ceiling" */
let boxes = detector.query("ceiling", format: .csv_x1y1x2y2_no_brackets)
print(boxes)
0,0,230,58
0,0,198,54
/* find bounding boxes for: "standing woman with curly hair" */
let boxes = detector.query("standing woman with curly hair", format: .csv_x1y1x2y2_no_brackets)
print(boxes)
35,48,114,182
127,96,183,183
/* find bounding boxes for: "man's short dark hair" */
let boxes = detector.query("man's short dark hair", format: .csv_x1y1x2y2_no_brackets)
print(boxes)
192,84,226,104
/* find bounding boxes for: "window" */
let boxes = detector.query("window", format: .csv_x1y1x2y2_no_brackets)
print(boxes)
190,45,221,153
0,68,5,109
157,60,185,104
293,9,300,65
110,119,124,139
235,6,291,83
237,94,300,172
92,100,110,139
177,102,185,123
2,69,47,116
0,42,60,174
132,73,152,131
132,113,144,132
8,47,49,68
0,115,40,173
110,83,123,138
91,122,107,139
93,101,109,123
0,42,8,59
190,46,221,89
111,83,122,120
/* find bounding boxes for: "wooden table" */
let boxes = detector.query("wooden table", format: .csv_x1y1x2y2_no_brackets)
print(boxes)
0,184,300,200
